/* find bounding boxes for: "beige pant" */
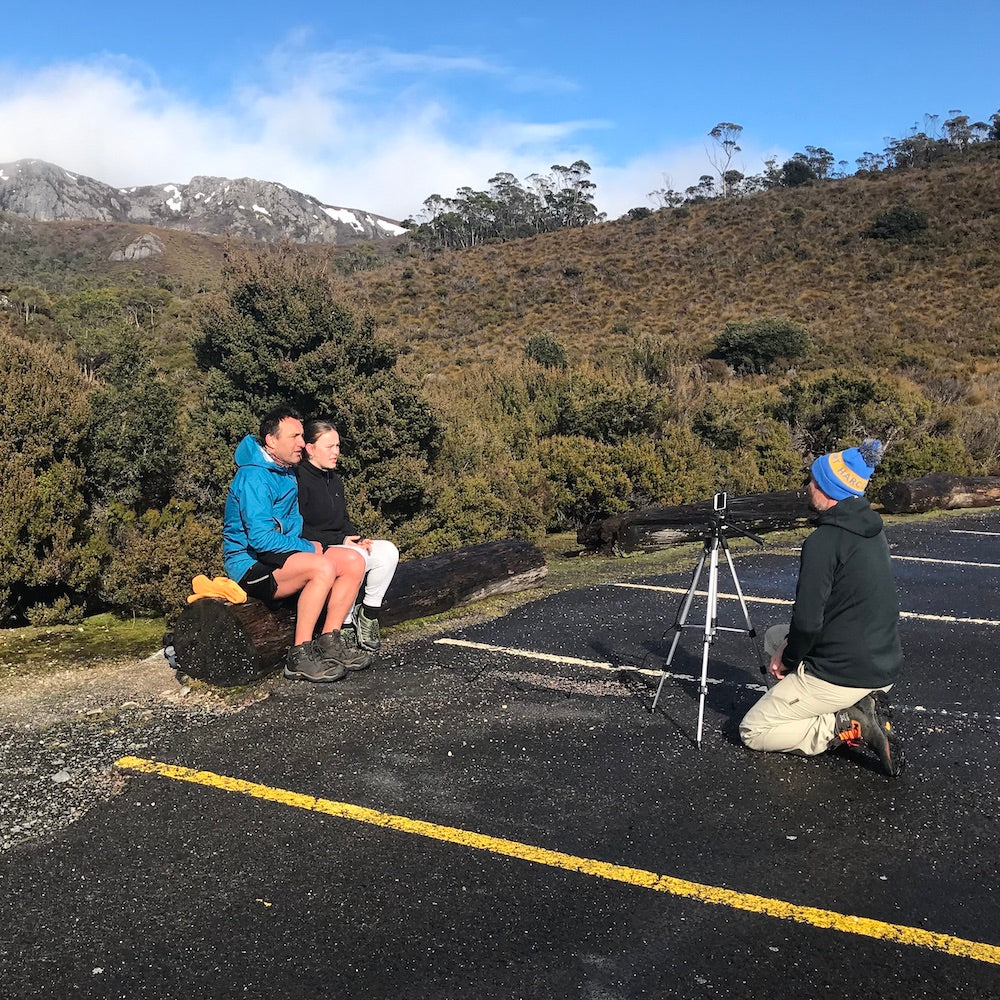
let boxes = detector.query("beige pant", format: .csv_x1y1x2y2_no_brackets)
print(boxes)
739,625,891,756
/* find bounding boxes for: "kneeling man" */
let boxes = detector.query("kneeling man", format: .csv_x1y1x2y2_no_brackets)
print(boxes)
740,439,903,776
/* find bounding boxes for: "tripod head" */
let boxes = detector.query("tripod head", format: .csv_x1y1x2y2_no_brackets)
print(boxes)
705,491,765,547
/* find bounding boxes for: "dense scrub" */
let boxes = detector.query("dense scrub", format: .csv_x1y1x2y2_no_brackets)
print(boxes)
2,144,999,622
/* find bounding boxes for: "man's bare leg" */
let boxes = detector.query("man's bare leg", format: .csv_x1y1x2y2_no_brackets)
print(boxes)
272,551,336,645
319,547,366,633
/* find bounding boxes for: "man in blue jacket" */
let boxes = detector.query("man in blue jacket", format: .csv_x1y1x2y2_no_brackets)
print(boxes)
223,406,370,682
740,439,904,776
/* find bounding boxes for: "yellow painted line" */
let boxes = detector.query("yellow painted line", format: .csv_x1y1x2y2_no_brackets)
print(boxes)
115,756,1000,967
614,583,1000,627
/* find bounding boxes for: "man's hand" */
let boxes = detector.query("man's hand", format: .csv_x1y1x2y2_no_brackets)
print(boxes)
769,640,790,680
312,541,323,554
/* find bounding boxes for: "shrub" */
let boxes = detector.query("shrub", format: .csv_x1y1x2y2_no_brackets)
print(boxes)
0,329,92,621
771,372,934,456
93,501,221,619
524,332,568,369
553,378,665,443
709,318,811,375
866,202,929,241
534,436,634,530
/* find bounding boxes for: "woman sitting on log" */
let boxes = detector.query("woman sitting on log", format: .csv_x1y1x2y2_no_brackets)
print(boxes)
296,418,400,653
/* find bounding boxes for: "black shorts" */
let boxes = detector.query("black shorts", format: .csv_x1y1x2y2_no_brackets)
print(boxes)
239,556,290,602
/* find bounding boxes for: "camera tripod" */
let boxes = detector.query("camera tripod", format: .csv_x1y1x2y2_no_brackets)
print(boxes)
651,493,765,746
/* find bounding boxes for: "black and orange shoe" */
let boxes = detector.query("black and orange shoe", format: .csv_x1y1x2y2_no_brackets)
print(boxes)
833,694,904,777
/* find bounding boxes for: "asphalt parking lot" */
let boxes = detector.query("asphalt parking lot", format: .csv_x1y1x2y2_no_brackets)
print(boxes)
2,509,999,999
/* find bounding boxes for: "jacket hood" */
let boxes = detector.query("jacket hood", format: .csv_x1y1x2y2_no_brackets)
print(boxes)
234,434,280,471
814,495,883,538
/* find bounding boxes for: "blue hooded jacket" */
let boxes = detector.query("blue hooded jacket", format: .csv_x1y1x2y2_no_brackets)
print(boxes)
223,435,315,583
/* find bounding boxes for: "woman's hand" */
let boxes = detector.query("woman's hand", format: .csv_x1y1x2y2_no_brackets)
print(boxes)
346,535,374,553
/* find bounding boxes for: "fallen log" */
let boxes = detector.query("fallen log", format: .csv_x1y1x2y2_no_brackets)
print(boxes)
879,473,1000,515
169,539,546,686
578,490,808,554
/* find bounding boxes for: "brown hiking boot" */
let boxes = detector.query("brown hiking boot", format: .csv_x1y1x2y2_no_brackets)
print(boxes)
833,695,904,777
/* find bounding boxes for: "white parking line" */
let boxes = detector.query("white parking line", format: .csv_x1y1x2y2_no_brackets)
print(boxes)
893,555,1000,569
613,583,1000,627
433,638,1000,722
435,637,763,689
951,530,1000,536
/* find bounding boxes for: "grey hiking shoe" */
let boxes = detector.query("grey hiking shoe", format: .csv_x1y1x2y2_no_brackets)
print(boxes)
283,641,346,683
833,694,904,777
314,630,372,673
340,621,361,650
356,608,381,651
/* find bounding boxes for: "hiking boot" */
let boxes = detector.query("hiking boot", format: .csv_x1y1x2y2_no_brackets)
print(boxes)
283,641,347,683
314,630,372,673
340,621,361,650
833,695,904,777
356,608,381,651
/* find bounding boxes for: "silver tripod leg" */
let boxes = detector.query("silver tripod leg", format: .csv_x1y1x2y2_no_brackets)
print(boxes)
651,541,709,711
720,537,765,675
695,535,721,747
652,524,763,746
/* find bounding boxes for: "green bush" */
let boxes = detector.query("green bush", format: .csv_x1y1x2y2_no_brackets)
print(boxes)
709,318,811,375
93,501,221,619
553,378,665,443
0,328,93,621
524,332,568,369
866,202,929,241
191,245,441,518
772,372,934,457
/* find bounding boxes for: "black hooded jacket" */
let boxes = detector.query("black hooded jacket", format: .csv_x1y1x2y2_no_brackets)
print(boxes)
295,460,357,548
781,496,902,688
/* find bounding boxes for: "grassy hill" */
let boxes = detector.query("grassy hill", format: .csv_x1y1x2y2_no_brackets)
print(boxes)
5,145,999,383
341,145,1000,383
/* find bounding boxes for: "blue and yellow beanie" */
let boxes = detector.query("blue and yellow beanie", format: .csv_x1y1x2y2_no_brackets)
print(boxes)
811,439,885,500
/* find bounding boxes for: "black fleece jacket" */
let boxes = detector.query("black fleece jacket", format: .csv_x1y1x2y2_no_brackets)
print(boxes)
782,496,902,688
295,460,357,548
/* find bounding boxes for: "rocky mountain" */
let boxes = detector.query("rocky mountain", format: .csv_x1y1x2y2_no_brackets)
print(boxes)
0,159,407,246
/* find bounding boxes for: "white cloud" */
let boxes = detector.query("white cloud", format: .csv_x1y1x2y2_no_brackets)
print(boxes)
0,48,784,223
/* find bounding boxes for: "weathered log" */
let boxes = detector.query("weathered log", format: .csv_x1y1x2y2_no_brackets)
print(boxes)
170,539,546,685
879,473,1000,514
577,490,809,554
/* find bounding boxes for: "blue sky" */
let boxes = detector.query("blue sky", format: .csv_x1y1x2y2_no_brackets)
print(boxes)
0,1,996,220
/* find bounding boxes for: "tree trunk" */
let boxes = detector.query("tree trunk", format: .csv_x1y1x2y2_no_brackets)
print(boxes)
169,539,546,686
577,490,808,554
879,474,1000,514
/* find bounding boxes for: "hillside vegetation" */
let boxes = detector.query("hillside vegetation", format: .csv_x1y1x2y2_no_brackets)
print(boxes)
2,143,999,625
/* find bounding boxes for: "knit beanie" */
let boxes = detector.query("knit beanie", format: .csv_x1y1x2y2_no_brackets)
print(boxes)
811,438,885,500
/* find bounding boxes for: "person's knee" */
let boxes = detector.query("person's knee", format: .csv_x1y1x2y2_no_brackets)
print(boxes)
739,719,767,751
371,539,399,569
342,547,366,580
311,556,337,588
738,704,769,750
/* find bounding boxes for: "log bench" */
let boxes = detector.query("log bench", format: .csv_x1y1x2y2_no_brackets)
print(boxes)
579,475,1000,554
878,473,1000,514
577,490,808,554
169,539,546,686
